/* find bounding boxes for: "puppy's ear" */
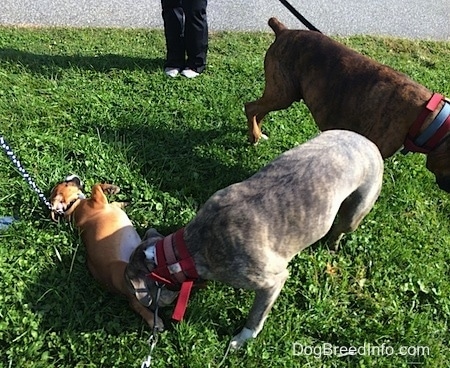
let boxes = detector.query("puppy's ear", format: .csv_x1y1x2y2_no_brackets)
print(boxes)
65,174,84,190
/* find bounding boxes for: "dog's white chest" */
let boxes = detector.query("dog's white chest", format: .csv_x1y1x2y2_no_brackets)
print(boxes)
119,227,142,262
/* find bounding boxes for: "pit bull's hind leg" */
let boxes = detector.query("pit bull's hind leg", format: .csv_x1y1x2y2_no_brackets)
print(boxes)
327,183,381,252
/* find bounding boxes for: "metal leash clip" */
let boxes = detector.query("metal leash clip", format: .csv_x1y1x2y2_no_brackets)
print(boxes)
140,284,163,368
140,334,158,368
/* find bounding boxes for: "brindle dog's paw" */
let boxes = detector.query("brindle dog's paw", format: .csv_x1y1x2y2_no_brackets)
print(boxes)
252,133,269,146
229,327,256,350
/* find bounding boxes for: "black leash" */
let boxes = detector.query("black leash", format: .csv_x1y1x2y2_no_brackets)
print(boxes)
278,0,322,33
0,135,55,213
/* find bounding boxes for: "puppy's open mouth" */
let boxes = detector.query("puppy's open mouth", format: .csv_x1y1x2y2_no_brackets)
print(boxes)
63,197,80,212
51,207,65,222
51,193,85,221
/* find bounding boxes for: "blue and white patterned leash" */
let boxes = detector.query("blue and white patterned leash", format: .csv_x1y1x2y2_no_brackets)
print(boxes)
0,134,54,212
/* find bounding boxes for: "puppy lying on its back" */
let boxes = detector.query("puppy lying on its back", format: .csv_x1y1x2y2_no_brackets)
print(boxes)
50,177,162,330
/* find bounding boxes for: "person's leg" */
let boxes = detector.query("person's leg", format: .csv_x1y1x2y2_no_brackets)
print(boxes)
161,0,186,70
182,0,208,73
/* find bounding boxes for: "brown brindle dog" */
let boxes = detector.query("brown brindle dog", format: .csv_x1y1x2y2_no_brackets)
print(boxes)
50,175,163,330
246,17,450,192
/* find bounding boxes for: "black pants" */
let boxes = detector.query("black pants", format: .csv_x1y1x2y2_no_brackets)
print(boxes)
161,0,208,73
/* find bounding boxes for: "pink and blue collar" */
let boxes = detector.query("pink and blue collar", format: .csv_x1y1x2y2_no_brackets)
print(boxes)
402,93,450,154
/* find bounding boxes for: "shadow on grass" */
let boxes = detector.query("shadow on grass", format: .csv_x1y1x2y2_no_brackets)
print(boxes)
10,43,264,339
19,102,275,339
26,232,182,335
0,48,257,204
84,123,256,206
27,250,135,334
26,245,232,337
0,48,163,74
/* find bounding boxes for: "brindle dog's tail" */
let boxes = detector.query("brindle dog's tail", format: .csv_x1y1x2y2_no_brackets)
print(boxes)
268,17,287,38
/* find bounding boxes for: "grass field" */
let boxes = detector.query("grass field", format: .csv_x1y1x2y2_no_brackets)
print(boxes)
0,27,449,367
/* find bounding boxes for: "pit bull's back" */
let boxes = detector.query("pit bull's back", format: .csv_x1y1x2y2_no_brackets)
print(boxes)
185,130,383,283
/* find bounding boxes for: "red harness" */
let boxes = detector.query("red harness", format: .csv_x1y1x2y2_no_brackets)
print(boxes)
402,93,450,154
148,228,199,321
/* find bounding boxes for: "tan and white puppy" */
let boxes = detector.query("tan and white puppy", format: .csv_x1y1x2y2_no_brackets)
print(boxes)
50,176,162,330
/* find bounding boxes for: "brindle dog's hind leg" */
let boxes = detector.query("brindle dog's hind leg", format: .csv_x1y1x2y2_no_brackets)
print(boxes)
245,55,299,144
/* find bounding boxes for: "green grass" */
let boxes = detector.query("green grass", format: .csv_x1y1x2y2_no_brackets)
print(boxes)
0,27,449,367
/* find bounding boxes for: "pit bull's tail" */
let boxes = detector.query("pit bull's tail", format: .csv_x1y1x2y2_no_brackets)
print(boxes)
268,17,287,37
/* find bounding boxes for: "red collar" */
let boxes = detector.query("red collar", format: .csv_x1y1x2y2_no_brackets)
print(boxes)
403,93,450,154
148,228,199,321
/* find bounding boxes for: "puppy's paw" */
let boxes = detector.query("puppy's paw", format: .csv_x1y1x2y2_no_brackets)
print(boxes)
100,184,121,195
144,312,165,332
111,201,129,209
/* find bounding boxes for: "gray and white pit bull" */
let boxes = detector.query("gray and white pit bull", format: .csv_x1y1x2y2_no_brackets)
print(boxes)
126,130,383,348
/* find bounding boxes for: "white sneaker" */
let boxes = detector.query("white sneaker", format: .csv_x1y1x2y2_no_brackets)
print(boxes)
181,68,200,78
164,67,180,78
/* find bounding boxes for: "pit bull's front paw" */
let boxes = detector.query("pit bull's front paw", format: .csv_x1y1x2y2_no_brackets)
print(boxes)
229,327,257,350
